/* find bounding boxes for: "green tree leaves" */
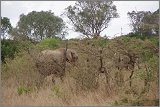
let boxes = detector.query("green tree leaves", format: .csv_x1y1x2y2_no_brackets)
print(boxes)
64,1,119,38
37,37,61,50
1,17,12,40
128,9,159,35
1,40,19,63
16,11,65,41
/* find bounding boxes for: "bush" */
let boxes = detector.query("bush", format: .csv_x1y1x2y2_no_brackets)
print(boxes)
127,32,146,40
127,32,159,44
92,37,109,47
51,85,65,98
130,99,144,106
1,39,33,63
1,40,19,63
148,37,159,46
70,55,99,91
37,37,61,50
2,51,40,87
17,86,32,95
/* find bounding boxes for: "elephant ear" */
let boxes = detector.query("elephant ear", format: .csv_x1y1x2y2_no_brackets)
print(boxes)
66,49,78,63
66,49,72,62
71,51,78,62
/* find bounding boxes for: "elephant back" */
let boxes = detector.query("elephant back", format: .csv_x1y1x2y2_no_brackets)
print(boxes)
36,49,65,76
40,49,64,62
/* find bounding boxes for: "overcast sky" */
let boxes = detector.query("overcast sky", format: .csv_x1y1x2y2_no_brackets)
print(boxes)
1,1,159,39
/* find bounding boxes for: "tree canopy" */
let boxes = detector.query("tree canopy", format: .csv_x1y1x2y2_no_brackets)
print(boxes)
16,11,65,41
1,17,12,40
64,1,119,38
128,9,159,35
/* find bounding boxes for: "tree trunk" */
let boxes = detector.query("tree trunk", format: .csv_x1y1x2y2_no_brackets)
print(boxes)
129,70,134,87
63,40,68,73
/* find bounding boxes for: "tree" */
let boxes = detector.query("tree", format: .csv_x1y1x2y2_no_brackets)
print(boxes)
152,9,159,35
127,11,148,33
140,9,159,35
1,40,18,63
16,11,65,41
128,9,159,35
64,1,119,38
1,17,12,40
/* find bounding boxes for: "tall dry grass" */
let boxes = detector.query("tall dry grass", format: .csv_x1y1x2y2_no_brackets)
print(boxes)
1,49,116,106
1,71,117,106
1,39,159,106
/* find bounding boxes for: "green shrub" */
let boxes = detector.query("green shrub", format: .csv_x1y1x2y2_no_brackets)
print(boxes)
130,99,143,106
127,32,147,40
1,40,19,63
91,37,109,47
51,85,65,98
37,37,61,50
2,51,40,87
17,86,32,95
121,36,131,42
1,39,33,63
127,32,159,44
148,37,159,46
111,100,122,106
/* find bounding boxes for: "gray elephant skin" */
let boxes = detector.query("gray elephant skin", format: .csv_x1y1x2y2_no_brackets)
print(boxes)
35,48,78,83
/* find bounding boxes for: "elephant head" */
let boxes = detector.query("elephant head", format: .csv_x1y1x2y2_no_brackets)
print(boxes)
65,49,78,65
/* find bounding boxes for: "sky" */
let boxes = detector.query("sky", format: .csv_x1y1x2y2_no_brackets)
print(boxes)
1,1,159,39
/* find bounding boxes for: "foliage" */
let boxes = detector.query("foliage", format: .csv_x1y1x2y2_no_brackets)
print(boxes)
17,86,32,95
92,37,109,47
69,47,100,91
137,53,158,94
1,17,12,40
2,51,40,87
10,28,36,43
112,35,158,58
113,98,159,106
51,85,65,98
130,99,159,106
1,40,19,63
127,9,159,35
127,11,149,33
64,1,119,38
16,11,65,41
110,36,142,59
1,32,158,106
1,39,33,63
127,32,146,40
36,37,61,50
108,35,158,88
140,9,159,35
128,32,155,40
72,65,99,91
147,36,159,47
127,33,159,52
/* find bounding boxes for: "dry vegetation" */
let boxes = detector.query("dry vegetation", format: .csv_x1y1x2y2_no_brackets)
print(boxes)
1,36,159,106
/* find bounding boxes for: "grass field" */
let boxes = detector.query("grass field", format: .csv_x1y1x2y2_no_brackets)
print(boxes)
1,36,159,106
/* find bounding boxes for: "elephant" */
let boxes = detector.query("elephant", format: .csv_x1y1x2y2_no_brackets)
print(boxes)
35,48,78,85
113,53,136,70
113,52,140,87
